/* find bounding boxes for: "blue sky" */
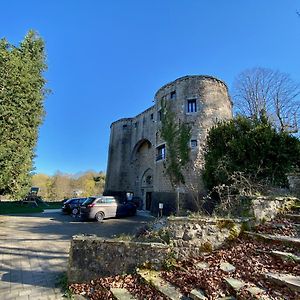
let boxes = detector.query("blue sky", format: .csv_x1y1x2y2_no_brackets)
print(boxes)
1,1,300,175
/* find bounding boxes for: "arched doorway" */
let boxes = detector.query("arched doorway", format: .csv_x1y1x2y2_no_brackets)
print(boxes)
131,139,153,210
141,168,153,210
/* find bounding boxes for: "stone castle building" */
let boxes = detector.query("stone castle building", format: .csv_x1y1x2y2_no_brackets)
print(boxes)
104,75,232,213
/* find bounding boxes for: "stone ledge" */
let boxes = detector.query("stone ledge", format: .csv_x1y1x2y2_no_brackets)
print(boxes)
72,234,169,249
167,216,252,224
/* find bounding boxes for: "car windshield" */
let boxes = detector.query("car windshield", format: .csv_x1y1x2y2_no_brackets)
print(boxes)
64,198,77,204
79,198,86,203
82,197,96,205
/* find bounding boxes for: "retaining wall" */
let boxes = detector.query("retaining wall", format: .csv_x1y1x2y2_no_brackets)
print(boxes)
68,235,170,283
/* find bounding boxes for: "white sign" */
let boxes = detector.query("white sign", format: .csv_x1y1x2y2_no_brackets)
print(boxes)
159,203,163,209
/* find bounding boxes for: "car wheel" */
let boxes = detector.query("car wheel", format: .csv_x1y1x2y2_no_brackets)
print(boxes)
95,212,104,222
72,208,79,215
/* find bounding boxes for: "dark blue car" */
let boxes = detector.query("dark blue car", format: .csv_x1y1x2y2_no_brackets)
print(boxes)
62,197,86,215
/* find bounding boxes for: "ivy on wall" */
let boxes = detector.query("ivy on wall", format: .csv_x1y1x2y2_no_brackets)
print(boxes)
160,99,191,187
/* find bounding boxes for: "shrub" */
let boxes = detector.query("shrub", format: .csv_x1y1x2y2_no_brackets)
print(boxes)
203,115,300,190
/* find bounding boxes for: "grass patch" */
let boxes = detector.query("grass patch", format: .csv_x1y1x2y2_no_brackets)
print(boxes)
0,201,44,214
0,201,62,214
44,201,63,209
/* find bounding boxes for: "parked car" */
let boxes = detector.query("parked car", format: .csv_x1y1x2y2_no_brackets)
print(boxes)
62,198,87,215
80,196,137,222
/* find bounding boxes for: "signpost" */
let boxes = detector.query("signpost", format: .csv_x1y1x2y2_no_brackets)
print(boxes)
158,202,163,217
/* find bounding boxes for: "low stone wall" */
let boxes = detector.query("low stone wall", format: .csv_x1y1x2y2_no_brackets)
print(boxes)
165,217,246,259
251,196,295,222
68,235,170,283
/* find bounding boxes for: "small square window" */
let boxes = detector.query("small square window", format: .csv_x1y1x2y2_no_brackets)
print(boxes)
170,91,176,99
156,144,166,161
191,139,198,149
158,110,162,121
123,124,128,129
187,99,197,113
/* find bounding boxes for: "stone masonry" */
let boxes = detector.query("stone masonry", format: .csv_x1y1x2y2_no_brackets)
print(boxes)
104,75,232,213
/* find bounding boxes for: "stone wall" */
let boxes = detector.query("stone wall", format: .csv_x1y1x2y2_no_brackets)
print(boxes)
67,218,244,283
251,196,295,222
68,235,170,283
287,173,300,196
165,217,246,259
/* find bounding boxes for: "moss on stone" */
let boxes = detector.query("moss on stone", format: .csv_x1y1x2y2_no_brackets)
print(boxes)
199,241,213,253
216,219,235,230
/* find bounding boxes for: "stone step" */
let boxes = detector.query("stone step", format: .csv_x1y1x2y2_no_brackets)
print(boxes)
219,262,236,273
264,272,300,292
256,249,300,263
224,278,245,291
110,288,137,300
270,250,300,263
137,269,190,300
189,288,207,300
244,231,300,246
291,204,300,211
284,213,300,222
224,278,269,299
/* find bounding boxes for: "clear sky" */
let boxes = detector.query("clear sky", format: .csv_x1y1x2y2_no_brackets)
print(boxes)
1,1,299,175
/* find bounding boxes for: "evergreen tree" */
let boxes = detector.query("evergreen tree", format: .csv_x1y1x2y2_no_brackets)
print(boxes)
0,30,48,199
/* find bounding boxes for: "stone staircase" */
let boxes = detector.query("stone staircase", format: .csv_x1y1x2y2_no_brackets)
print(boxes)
109,203,300,300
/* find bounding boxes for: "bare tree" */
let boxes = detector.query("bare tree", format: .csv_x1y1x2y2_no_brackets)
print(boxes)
233,68,300,133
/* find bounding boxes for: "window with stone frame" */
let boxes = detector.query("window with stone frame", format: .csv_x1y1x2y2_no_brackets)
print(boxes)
190,139,198,149
187,99,197,113
170,90,176,99
156,144,166,161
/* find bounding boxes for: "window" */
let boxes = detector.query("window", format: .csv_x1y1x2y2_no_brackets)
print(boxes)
170,91,176,99
150,113,154,120
191,139,198,149
123,124,128,129
158,110,162,121
146,175,152,185
156,144,166,161
134,122,138,128
103,197,116,204
187,99,197,113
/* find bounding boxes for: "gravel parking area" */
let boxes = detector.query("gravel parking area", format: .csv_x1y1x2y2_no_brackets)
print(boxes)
0,212,152,300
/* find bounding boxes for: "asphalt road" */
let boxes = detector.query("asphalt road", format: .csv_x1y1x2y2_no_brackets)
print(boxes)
0,211,152,300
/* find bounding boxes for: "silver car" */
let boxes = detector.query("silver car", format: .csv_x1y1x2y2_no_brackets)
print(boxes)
80,196,137,222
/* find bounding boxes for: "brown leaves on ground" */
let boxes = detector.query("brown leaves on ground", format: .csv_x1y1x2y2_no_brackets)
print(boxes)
255,215,299,237
69,274,168,300
162,236,300,299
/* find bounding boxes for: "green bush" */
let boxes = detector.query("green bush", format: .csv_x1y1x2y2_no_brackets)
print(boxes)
203,115,300,190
